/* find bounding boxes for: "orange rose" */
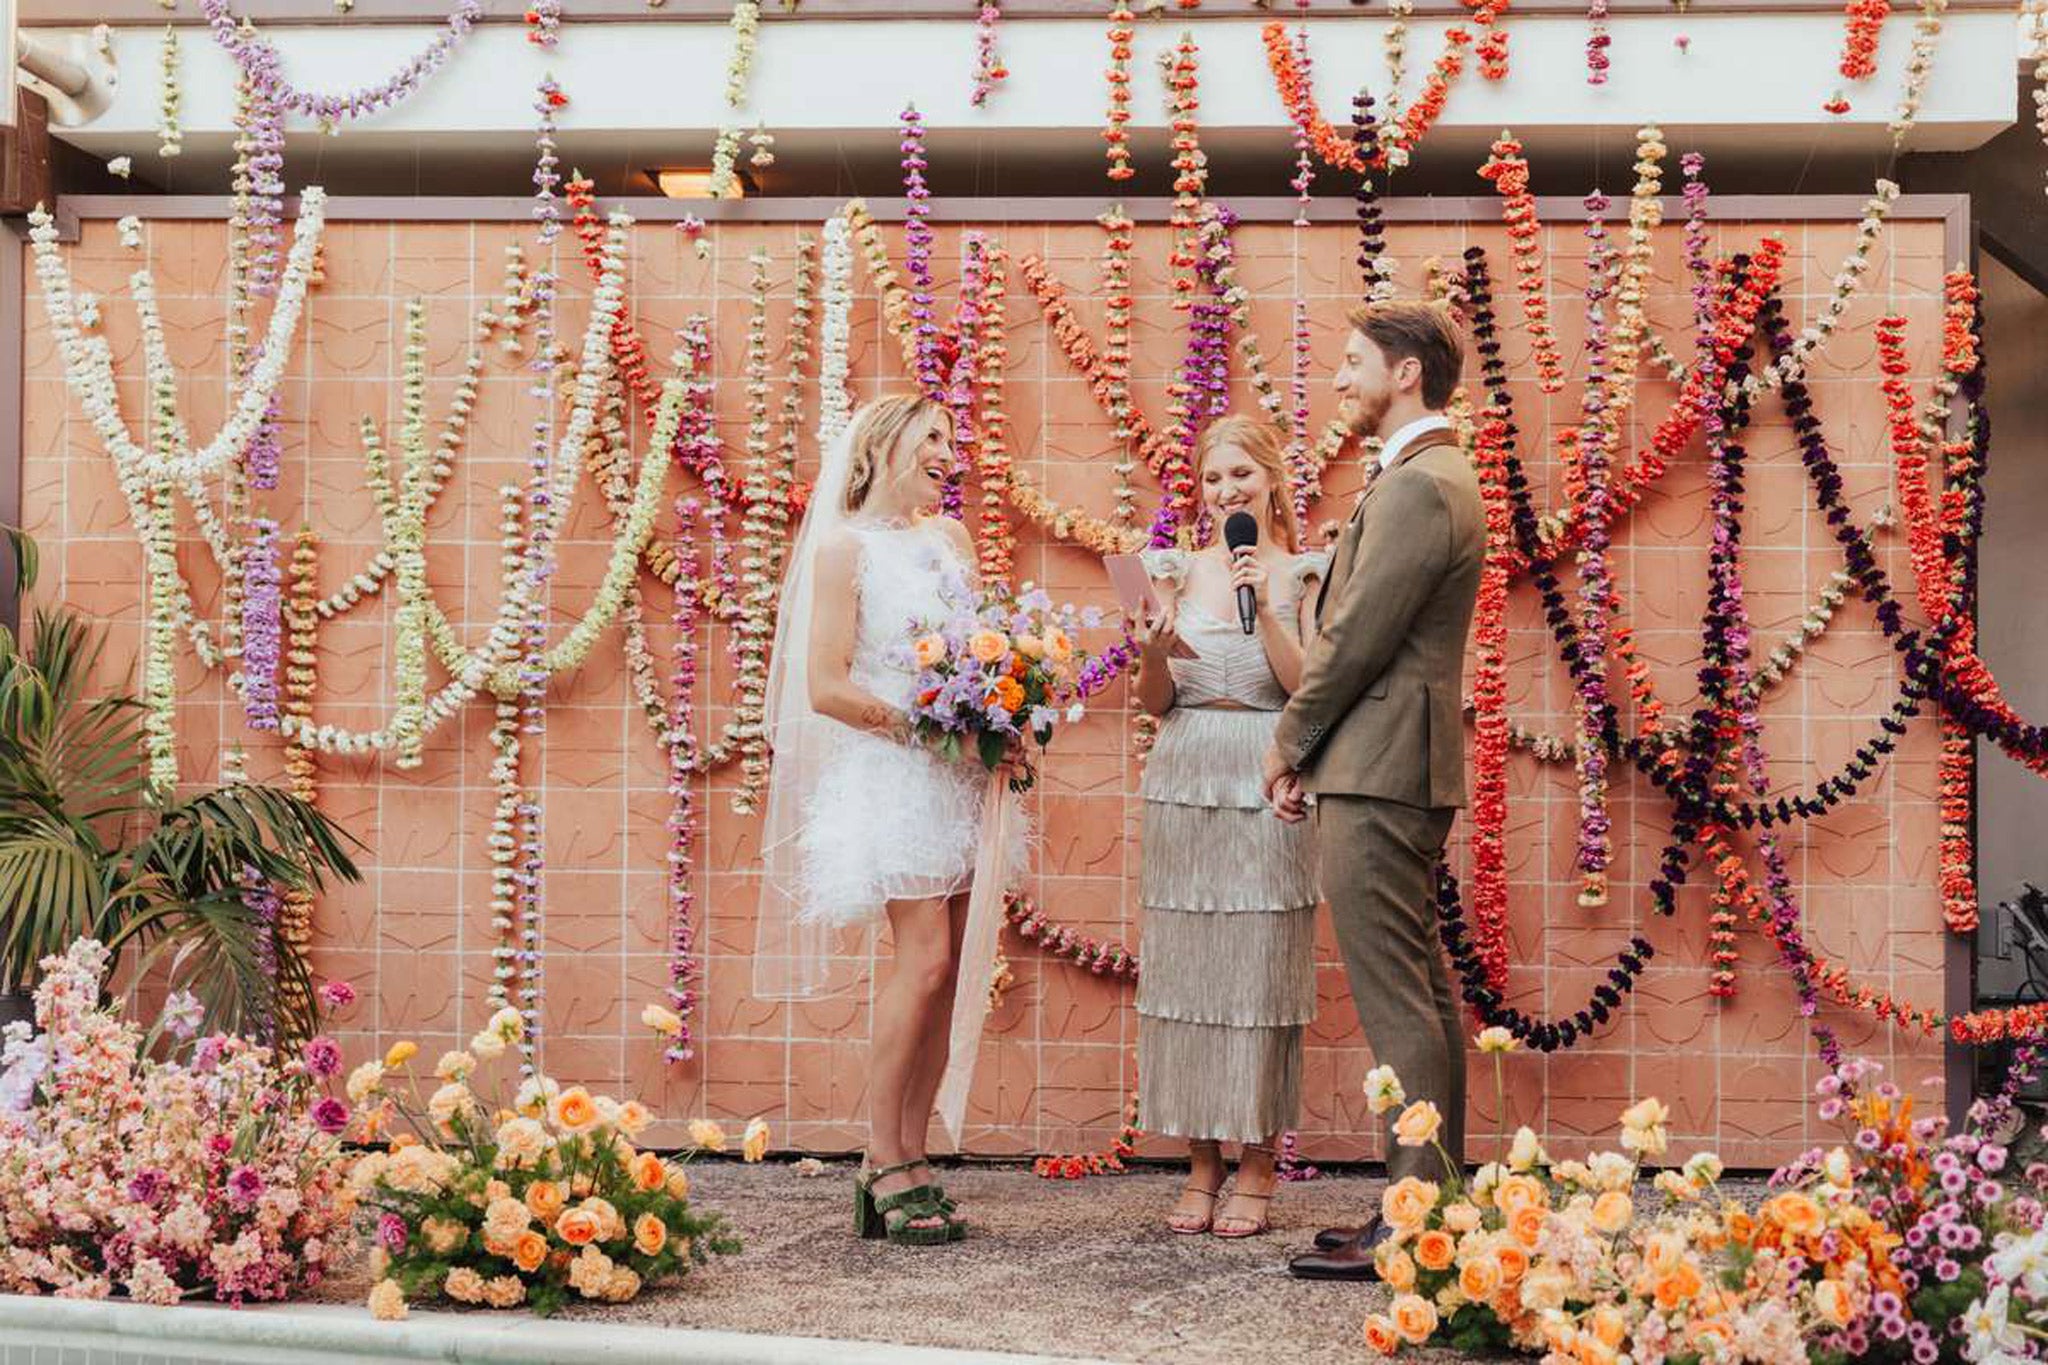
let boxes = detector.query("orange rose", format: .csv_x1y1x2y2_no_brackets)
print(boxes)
1375,1245,1417,1291
1381,1177,1440,1232
1508,1203,1547,1250
512,1230,549,1273
1413,1229,1457,1272
550,1086,601,1134
1762,1192,1825,1239
555,1207,602,1246
630,1152,666,1193
1389,1293,1439,1345
1493,1244,1529,1284
634,1212,668,1257
1814,1278,1854,1326
913,634,948,668
1725,1209,1756,1243
580,1197,623,1241
1591,1190,1634,1234
525,1180,566,1222
1458,1256,1502,1301
1590,1307,1628,1349
968,630,1009,664
985,676,1025,714
1361,1315,1401,1355
1652,1260,1704,1311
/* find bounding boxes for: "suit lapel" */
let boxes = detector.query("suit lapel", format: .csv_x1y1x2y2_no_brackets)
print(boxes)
1317,431,1458,623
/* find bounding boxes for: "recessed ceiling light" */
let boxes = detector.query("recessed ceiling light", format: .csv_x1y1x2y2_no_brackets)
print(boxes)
646,168,747,200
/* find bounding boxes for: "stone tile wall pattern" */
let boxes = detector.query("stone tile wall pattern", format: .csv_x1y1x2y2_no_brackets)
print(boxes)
17,213,1957,1167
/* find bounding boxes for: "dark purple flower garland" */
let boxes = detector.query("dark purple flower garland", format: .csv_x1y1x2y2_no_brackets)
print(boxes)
1146,209,1234,549
1350,91,1386,292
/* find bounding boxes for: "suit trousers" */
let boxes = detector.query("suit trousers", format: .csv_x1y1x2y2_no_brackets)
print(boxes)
1315,794,1464,1188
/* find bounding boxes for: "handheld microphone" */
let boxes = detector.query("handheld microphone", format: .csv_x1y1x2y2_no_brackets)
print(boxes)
1223,511,1259,635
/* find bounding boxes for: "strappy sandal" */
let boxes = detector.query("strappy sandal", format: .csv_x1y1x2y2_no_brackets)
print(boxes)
854,1162,953,1246
1213,1146,1276,1238
1168,1182,1222,1235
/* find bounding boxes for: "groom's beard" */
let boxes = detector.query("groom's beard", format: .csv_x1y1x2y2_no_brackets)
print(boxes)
1346,387,1393,440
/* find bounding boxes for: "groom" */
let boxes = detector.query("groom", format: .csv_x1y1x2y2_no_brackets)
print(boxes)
1261,300,1484,1281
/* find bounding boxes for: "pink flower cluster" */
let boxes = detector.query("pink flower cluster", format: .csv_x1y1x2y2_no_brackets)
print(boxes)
0,941,357,1304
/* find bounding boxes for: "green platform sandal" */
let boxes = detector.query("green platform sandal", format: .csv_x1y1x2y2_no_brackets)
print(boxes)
854,1162,954,1246
910,1160,968,1241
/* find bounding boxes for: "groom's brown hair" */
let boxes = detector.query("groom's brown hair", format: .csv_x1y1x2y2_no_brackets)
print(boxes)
1346,301,1464,410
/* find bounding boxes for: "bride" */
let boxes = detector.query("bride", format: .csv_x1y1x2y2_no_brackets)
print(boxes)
756,393,1026,1247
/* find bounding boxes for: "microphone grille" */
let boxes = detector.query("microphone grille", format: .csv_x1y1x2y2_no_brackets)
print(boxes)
1222,511,1259,550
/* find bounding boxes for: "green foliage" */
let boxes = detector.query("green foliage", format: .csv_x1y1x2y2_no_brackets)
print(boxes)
0,526,362,1038
1442,1302,1515,1355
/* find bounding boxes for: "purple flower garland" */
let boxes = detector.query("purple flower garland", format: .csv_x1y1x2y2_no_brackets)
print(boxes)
1569,190,1616,907
239,516,282,731
1147,209,1235,549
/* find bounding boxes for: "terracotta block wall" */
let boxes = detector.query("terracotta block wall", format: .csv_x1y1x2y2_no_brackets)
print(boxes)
17,209,1956,1167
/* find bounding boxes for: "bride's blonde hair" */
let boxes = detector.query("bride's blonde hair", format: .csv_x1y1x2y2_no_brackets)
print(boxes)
1197,415,1301,552
843,395,951,513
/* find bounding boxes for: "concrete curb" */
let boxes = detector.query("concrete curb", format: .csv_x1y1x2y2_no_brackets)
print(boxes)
0,1295,1108,1365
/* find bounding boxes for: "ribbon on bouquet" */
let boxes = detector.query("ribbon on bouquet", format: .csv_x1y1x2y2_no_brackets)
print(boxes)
934,769,1015,1147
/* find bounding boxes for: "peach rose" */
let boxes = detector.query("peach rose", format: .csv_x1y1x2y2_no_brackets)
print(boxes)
581,1197,624,1241
1389,1293,1439,1345
687,1119,728,1152
630,1152,667,1192
1508,1203,1547,1250
1643,1230,1688,1275
525,1180,566,1222
482,1276,525,1309
968,630,1009,664
742,1117,772,1163
634,1212,668,1257
617,1101,654,1138
913,634,949,668
1493,1174,1547,1217
1814,1278,1854,1326
1361,1315,1401,1355
550,1086,601,1134
513,1229,549,1273
1442,1201,1483,1235
1414,1229,1457,1272
1391,1100,1442,1148
1381,1177,1440,1232
1375,1245,1417,1292
443,1267,486,1304
666,1166,691,1200
1762,1191,1825,1239
1591,1190,1634,1235
555,1207,602,1246
1459,1256,1502,1302
1651,1260,1704,1311
1012,634,1046,660
1046,629,1074,662
1590,1306,1628,1349
1493,1244,1529,1284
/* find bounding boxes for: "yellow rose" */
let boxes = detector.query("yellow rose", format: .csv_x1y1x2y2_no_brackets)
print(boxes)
968,630,1009,664
640,1004,683,1037
1381,1177,1440,1232
634,1212,669,1256
550,1086,601,1134
1413,1229,1457,1272
913,634,949,668
1375,1245,1417,1291
1476,1026,1518,1054
1458,1256,1502,1302
1591,1190,1634,1235
1389,1293,1439,1345
555,1207,602,1246
1361,1315,1402,1355
383,1041,418,1069
687,1118,728,1152
742,1117,771,1163
1391,1101,1443,1148
368,1278,408,1321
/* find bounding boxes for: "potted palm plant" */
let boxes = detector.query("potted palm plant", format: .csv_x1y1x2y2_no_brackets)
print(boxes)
0,527,362,1038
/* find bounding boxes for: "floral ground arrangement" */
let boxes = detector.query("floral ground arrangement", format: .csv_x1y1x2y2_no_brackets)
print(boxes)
0,941,750,1319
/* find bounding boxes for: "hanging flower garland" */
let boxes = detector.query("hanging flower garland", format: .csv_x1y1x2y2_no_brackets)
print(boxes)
1102,0,1137,182
1100,207,1142,527
1383,0,1414,107
1833,0,1889,112
2030,0,2048,198
240,517,284,732
156,26,183,158
1567,189,1615,910
970,1,1008,106
818,214,857,452
974,246,1017,583
1018,253,1178,484
772,237,817,582
946,236,987,535
899,106,949,411
533,78,566,244
203,0,482,123
1034,1087,1141,1179
1886,0,1949,148
706,0,763,201
276,527,321,1021
1162,34,1208,310
845,198,921,376
1352,93,1394,301
665,499,708,1064
1478,134,1564,394
525,0,563,48
1585,0,1611,84
733,250,779,817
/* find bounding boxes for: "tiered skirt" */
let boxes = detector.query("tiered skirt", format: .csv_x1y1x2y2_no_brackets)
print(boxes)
1136,706,1319,1143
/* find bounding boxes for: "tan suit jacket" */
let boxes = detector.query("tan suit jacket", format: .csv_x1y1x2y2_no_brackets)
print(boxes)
1270,430,1484,809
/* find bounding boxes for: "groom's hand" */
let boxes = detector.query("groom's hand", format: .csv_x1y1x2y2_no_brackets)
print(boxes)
1261,746,1306,823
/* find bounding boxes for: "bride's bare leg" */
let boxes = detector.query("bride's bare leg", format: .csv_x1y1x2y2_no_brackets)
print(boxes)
901,889,970,1173
870,895,953,1230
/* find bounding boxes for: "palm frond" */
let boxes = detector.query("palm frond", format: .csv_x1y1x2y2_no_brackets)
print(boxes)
0,820,109,991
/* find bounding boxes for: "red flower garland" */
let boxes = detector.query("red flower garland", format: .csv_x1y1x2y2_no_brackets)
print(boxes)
1479,135,1564,393
1103,0,1136,182
1839,0,1890,82
1164,33,1207,308
1465,403,1517,993
1033,1088,1141,1179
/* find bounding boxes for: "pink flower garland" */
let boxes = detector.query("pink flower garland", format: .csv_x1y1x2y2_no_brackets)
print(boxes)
1568,191,1615,907
970,2,1008,106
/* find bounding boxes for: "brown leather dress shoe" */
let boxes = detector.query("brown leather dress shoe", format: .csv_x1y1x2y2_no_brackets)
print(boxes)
1313,1225,1370,1252
1289,1223,1390,1281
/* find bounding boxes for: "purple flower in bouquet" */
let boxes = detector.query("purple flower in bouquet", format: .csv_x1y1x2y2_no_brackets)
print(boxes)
193,1036,227,1072
227,1164,266,1207
303,1035,342,1079
127,1169,165,1205
161,991,205,1040
377,1212,409,1254
310,1097,350,1135
318,981,356,1011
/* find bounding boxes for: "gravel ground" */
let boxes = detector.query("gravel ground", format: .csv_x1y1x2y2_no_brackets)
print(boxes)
317,1161,1772,1364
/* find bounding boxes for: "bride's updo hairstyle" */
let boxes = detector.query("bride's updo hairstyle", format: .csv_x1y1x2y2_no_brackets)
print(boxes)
841,394,952,514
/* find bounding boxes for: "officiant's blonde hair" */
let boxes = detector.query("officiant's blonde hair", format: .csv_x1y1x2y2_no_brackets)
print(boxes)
1196,415,1301,552
843,395,952,513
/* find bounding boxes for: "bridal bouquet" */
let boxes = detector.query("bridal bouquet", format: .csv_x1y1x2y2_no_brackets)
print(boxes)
900,583,1098,792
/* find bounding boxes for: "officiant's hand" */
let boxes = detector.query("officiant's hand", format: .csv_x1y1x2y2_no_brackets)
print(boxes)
1132,598,1183,661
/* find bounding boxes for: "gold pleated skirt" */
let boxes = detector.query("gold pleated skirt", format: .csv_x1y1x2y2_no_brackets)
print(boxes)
1136,706,1319,1144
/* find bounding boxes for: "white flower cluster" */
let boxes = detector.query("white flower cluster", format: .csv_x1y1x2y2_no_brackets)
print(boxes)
817,214,856,451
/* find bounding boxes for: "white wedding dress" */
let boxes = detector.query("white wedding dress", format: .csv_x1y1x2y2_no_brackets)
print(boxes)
789,516,1030,929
